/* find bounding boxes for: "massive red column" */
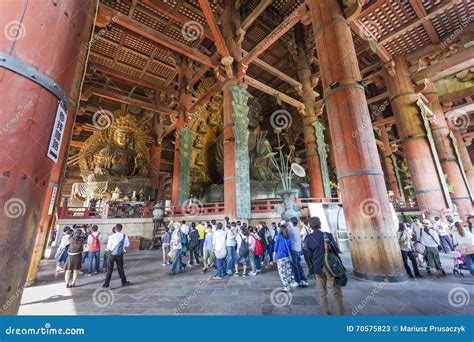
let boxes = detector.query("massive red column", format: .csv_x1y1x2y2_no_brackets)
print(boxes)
171,57,192,206
0,0,94,313
309,0,405,281
382,55,449,216
452,130,474,193
377,122,402,199
294,24,325,198
424,80,472,220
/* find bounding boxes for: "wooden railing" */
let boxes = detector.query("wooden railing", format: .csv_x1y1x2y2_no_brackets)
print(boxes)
59,206,103,219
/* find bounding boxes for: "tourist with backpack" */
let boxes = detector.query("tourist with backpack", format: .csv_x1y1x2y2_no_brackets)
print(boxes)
64,228,87,288
235,226,250,276
170,222,185,274
225,223,237,275
213,222,227,279
304,217,345,315
86,225,101,275
288,218,309,288
273,223,295,292
102,224,131,288
248,226,263,276
301,218,314,279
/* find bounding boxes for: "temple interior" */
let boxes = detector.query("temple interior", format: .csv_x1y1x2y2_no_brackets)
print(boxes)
1,0,474,315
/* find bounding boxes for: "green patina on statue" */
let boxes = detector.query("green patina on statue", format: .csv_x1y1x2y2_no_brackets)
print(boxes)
230,85,252,219
178,127,193,205
312,120,331,198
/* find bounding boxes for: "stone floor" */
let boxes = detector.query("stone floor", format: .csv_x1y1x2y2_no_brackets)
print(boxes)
19,250,474,315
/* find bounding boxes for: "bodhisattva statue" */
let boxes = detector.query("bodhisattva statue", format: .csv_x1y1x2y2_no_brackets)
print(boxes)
70,111,154,201
81,114,150,182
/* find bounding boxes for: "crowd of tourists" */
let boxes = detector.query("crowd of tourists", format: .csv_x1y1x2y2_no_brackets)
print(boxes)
55,224,131,289
397,215,474,278
162,216,345,315
51,212,473,316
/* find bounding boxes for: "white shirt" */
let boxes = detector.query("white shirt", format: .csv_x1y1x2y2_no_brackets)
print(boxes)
58,234,71,249
226,228,236,247
171,229,182,250
434,221,449,236
106,232,130,251
213,230,227,259
180,224,189,235
452,230,474,246
416,227,440,248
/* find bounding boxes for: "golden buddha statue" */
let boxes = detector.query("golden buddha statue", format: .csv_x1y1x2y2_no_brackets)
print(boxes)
77,112,152,182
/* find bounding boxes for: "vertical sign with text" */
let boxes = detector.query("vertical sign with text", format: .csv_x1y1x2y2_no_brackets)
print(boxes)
47,102,67,162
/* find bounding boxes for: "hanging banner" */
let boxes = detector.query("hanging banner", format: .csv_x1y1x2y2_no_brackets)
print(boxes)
46,102,67,162
47,185,58,215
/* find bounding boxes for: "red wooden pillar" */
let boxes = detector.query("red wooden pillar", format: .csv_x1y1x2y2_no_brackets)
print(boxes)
309,0,405,281
453,130,474,193
0,0,94,313
382,55,448,215
377,122,402,199
171,57,192,206
294,25,325,198
302,109,326,198
424,80,472,220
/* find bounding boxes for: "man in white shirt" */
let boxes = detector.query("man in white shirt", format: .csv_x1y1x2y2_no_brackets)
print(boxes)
415,219,445,277
103,224,131,288
213,223,227,279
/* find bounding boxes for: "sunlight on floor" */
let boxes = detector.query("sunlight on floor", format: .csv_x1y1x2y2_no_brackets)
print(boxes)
19,281,77,315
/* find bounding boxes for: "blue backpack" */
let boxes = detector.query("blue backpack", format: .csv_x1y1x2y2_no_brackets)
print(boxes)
112,235,127,256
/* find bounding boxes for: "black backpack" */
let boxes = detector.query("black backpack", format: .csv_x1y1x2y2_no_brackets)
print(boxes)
238,234,249,257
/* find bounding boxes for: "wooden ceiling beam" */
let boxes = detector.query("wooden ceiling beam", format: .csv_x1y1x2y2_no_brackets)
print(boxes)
99,4,216,68
142,0,214,40
379,0,458,46
350,21,392,64
440,85,474,104
241,0,272,31
90,64,178,97
244,75,305,112
197,0,232,78
87,87,178,115
242,4,306,67
359,0,386,18
412,46,474,82
408,0,440,44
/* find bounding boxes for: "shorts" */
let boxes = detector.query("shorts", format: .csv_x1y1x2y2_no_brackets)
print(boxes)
238,256,248,266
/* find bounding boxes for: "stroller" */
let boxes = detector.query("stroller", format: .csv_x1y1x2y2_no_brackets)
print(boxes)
452,251,469,277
